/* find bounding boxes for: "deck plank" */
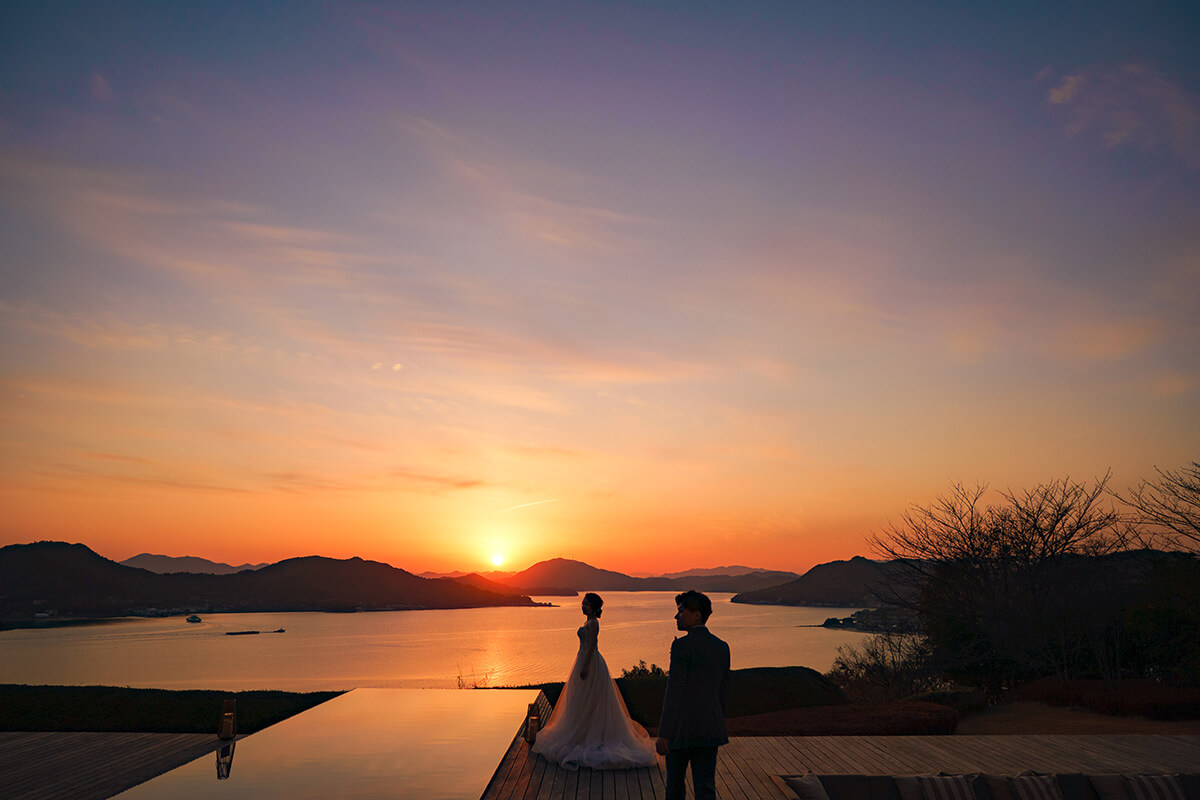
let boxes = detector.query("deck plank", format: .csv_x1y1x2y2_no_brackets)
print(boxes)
525,749,553,800
545,759,570,800
498,729,535,800
0,731,220,800
575,768,592,800
563,763,581,800
614,764,633,800
638,764,662,800
723,740,788,800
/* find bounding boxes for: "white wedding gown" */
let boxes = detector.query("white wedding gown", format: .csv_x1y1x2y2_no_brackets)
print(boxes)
531,620,659,770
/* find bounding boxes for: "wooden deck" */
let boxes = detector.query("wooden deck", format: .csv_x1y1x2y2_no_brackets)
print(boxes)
481,732,1200,800
3,714,1197,800
0,731,224,800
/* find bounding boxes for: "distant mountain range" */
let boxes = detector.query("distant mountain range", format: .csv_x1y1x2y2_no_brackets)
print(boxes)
1,541,905,627
115,555,798,593
490,558,802,595
731,556,906,607
659,565,769,579
417,563,783,585
0,542,539,623
120,553,269,574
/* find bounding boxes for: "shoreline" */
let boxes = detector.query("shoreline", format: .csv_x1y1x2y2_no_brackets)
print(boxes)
0,617,132,632
0,602,557,632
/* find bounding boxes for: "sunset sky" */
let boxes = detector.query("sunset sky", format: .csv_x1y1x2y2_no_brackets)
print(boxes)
2,2,1198,575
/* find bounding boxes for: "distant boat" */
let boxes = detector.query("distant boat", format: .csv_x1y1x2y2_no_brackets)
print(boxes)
273,628,286,633
186,614,202,623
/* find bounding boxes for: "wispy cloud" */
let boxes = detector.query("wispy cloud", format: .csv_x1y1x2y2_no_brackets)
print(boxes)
0,300,246,353
1050,315,1162,362
1150,372,1197,397
30,462,256,495
501,498,557,513
390,113,655,256
1047,64,1200,168
79,451,156,465
90,73,115,103
386,468,485,492
0,152,698,395
0,155,369,288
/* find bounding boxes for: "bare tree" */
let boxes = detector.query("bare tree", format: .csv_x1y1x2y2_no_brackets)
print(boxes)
869,473,1127,568
1119,461,1200,553
867,474,1133,691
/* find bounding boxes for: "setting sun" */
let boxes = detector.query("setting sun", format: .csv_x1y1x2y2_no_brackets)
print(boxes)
491,554,504,567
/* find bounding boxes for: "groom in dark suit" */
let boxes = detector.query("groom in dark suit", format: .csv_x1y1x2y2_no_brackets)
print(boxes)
656,590,731,800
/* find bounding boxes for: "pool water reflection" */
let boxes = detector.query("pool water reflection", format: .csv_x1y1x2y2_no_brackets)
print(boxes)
113,689,538,800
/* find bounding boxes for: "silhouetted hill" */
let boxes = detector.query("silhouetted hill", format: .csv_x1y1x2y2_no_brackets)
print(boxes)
418,569,517,581
0,542,538,622
693,570,805,593
731,556,902,607
449,572,523,595
498,558,799,594
120,553,268,574
216,556,538,611
0,542,163,616
502,558,665,592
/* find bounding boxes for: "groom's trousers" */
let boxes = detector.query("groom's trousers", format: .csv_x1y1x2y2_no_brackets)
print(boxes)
665,746,718,800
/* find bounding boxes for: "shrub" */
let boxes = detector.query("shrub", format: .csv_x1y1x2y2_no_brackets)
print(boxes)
827,632,946,703
620,660,667,679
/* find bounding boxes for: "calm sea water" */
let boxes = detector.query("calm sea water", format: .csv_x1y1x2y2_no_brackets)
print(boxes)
0,592,869,691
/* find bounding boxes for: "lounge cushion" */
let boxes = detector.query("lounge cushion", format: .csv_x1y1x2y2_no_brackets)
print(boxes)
894,774,985,800
1009,775,1065,800
1090,774,1130,800
819,774,904,800
918,775,979,800
784,774,832,800
895,775,932,800
784,772,1197,800
1056,774,1101,800
1125,774,1186,800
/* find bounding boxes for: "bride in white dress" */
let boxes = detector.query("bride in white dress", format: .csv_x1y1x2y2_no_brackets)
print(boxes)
531,592,659,770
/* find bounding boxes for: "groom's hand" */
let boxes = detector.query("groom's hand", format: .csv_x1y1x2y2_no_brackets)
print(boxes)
655,737,669,756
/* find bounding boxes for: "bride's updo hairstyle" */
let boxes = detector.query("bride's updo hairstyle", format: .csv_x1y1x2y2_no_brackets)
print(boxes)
583,592,604,617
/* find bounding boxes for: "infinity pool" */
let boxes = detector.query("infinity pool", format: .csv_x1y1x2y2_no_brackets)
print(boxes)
113,688,537,799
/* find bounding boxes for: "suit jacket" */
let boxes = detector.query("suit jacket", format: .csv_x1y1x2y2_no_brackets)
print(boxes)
657,625,731,749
